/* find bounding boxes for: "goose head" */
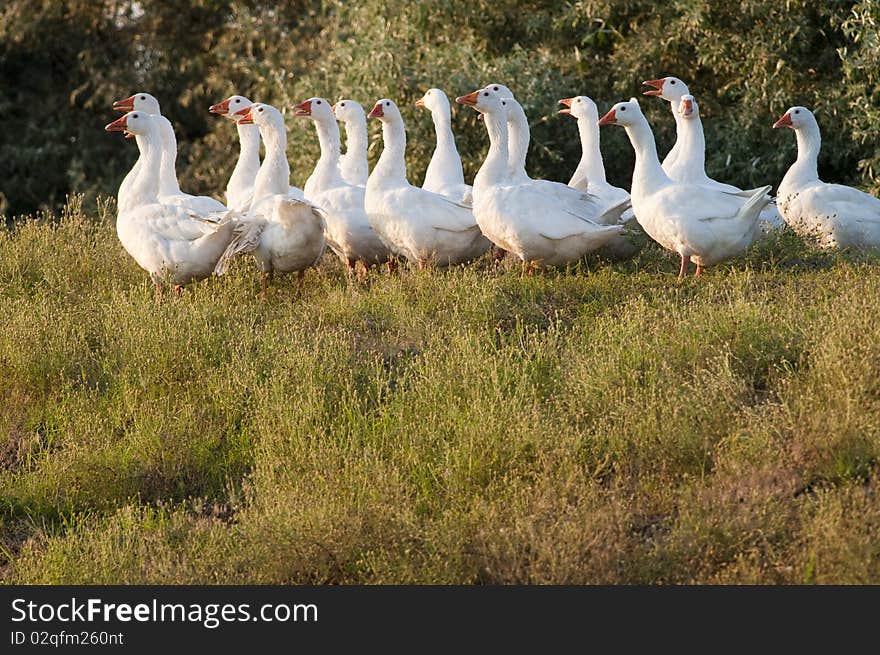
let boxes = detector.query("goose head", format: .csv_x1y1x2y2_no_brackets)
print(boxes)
235,102,284,131
483,83,514,99
293,97,334,123
415,88,451,114
113,92,161,115
597,98,644,127
773,106,813,130
455,87,506,117
642,76,689,103
105,110,156,139
332,99,365,123
558,95,599,122
209,95,253,120
678,94,699,120
368,99,402,123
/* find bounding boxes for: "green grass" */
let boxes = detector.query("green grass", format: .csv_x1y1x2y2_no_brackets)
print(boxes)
1,197,878,584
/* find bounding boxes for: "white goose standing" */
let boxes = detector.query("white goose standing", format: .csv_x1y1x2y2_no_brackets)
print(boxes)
214,103,326,295
333,99,369,187
457,88,623,273
105,111,233,293
112,93,227,214
209,94,261,212
294,97,391,273
642,79,784,231
773,106,880,249
416,88,472,205
598,98,771,277
364,98,490,268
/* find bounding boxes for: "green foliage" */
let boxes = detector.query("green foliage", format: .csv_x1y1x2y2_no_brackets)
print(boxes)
2,1,880,218
1,198,879,583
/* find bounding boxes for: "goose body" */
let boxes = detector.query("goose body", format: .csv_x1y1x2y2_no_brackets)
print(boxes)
213,103,325,291
416,88,472,205
599,99,771,275
105,111,233,287
459,89,624,271
774,106,880,249
295,97,391,270
333,99,369,187
364,99,489,267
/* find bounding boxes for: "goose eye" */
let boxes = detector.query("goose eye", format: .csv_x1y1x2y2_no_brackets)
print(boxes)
794,109,800,114
234,99,240,103
493,86,499,91
576,99,581,103
385,101,390,106
140,95,146,100
670,80,676,85
620,106,626,111
132,113,138,118
340,102,345,107
316,100,321,104
483,92,488,96
258,108,263,112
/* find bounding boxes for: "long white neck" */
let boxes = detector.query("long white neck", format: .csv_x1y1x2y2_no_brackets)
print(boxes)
229,122,261,197
253,122,291,203
305,118,345,196
156,115,183,197
506,102,531,182
571,115,606,187
423,104,464,189
117,146,144,211
339,116,369,186
781,120,821,192
661,101,684,167
673,115,709,182
125,126,162,209
624,117,671,199
369,118,408,187
474,111,510,194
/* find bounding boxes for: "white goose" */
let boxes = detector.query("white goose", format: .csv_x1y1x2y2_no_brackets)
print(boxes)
209,94,261,212
642,79,784,230
364,98,490,268
598,98,771,276
294,97,391,273
484,83,628,222
415,88,472,205
105,111,233,292
214,103,326,295
333,99,369,187
457,88,623,273
773,106,880,249
113,93,227,214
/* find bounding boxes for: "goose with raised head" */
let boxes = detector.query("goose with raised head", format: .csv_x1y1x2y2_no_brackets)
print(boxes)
113,92,227,214
641,76,690,171
457,88,624,273
105,111,234,293
364,98,490,268
483,83,629,223
213,103,326,295
333,99,369,187
415,88,472,205
294,97,391,274
773,106,880,249
598,98,771,277
209,94,261,212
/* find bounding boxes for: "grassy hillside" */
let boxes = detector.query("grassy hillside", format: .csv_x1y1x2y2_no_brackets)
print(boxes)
0,198,878,584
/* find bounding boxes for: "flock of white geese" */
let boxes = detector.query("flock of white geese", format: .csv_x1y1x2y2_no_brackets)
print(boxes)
103,77,880,295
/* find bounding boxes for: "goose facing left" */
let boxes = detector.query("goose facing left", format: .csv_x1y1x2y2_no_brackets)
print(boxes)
112,92,228,215
105,111,234,293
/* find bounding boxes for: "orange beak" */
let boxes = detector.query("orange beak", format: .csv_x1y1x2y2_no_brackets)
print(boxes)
773,112,793,129
331,103,337,113
415,97,425,108
235,106,254,124
597,108,617,126
368,102,384,119
642,79,665,97
112,95,135,112
455,91,480,107
293,100,312,117
558,98,573,115
209,99,231,115
105,114,129,134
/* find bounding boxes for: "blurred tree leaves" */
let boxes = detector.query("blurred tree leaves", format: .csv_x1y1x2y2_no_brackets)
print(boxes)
1,0,878,218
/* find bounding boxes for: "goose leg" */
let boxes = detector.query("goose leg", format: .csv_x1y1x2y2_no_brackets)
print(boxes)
678,255,691,278
346,258,357,278
492,246,507,263
172,284,184,297
296,270,306,293
387,258,398,275
695,263,704,277
418,259,429,271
